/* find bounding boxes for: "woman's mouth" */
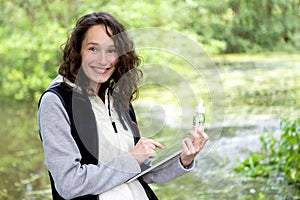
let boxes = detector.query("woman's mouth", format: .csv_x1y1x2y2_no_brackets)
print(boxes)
90,66,111,74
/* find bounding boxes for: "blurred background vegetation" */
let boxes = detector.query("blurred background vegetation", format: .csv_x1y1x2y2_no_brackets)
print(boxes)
0,0,299,199
1,0,299,102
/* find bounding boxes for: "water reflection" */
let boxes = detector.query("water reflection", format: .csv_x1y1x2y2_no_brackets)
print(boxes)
0,101,51,200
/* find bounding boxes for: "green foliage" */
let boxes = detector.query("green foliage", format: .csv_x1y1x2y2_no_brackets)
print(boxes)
227,0,300,52
0,22,64,102
0,0,300,102
0,1,67,102
235,118,300,186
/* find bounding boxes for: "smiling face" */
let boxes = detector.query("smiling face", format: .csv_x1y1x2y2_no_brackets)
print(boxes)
80,25,118,92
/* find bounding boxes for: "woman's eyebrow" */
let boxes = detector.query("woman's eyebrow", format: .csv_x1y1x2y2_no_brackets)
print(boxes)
86,42,100,46
86,42,115,47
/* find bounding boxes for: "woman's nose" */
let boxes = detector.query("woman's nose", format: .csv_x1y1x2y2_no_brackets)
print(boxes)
96,51,108,66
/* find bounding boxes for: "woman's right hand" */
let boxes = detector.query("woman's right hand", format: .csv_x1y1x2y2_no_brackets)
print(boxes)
131,138,164,165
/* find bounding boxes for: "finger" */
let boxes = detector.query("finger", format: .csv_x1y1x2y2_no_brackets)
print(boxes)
184,138,196,154
147,143,156,150
197,126,204,135
188,127,199,139
197,133,208,150
136,138,154,152
147,150,156,158
146,142,160,150
138,138,157,147
146,139,164,149
182,138,189,153
192,137,202,151
199,131,209,144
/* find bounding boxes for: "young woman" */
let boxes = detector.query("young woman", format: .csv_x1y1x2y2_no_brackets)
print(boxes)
38,12,208,200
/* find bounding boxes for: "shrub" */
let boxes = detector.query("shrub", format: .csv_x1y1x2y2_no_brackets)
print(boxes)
235,118,300,186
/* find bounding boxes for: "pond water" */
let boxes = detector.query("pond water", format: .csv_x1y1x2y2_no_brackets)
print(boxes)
0,54,299,200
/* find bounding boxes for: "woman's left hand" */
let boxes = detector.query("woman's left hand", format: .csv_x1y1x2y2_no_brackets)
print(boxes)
179,126,209,168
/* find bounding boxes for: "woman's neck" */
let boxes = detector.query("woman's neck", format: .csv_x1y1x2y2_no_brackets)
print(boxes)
90,82,101,94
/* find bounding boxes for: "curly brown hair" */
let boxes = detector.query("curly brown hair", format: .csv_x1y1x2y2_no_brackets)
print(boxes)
59,12,142,107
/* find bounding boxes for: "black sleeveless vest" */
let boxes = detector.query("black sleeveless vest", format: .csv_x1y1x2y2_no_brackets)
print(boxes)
38,82,158,200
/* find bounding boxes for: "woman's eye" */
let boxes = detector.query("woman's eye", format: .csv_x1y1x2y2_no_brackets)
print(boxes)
88,47,97,53
107,48,116,54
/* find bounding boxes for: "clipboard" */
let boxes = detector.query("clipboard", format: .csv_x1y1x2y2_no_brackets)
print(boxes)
127,142,182,183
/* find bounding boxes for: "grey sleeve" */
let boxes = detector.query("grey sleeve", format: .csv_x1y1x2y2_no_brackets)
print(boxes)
142,154,195,184
38,92,141,199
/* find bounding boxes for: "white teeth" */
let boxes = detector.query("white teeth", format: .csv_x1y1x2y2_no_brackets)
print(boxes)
91,66,110,74
93,67,106,73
